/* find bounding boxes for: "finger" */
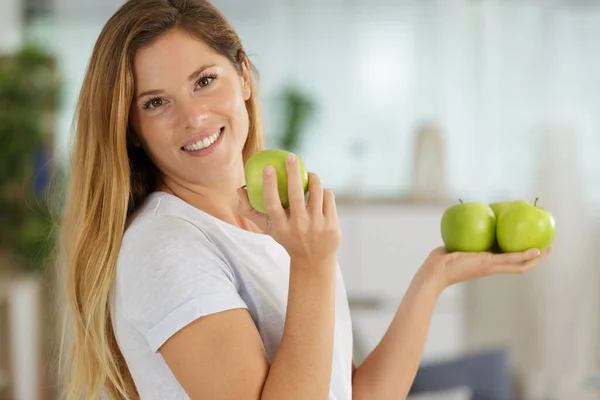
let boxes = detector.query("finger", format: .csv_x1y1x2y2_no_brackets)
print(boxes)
491,247,551,275
262,165,286,221
237,187,271,232
307,173,324,216
323,189,338,222
430,246,448,257
237,187,252,214
285,153,307,216
489,248,541,266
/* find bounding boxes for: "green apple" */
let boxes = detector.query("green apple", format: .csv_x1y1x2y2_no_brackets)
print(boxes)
489,201,514,253
489,201,514,219
496,198,556,253
244,149,309,214
440,200,497,252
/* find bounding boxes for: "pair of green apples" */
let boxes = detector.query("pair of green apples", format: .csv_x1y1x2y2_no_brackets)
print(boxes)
440,198,556,253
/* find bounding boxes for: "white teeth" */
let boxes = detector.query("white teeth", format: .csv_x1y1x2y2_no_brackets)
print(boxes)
183,129,222,151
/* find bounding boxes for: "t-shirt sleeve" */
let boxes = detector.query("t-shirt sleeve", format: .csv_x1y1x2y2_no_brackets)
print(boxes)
116,215,248,353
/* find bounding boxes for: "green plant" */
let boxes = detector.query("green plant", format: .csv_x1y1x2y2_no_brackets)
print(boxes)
0,44,62,272
277,84,316,154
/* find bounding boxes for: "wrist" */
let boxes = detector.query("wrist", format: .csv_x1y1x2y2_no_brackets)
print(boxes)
289,253,337,267
290,255,337,277
414,263,446,298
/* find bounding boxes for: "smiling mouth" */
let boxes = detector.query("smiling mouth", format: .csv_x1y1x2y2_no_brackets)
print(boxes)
181,127,224,152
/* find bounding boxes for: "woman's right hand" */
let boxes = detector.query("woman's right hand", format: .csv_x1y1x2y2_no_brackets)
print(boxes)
238,153,341,267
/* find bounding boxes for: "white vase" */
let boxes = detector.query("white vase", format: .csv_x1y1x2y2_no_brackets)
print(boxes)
407,123,450,202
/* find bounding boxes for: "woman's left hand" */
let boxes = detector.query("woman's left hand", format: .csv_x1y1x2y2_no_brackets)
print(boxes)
419,246,553,293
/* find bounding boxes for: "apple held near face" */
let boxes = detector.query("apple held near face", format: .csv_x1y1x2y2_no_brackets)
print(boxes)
496,198,556,253
244,149,309,214
440,200,497,252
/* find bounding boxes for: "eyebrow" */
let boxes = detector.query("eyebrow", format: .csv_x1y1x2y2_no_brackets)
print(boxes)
136,64,216,101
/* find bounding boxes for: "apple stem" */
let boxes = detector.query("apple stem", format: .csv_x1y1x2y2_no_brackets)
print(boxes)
534,197,539,207
459,199,463,204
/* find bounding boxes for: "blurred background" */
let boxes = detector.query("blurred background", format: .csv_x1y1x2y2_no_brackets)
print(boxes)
1,0,600,399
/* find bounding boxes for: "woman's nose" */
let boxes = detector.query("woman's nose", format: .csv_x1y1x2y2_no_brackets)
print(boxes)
179,99,208,130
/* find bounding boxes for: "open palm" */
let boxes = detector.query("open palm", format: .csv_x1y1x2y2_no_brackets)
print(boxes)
422,246,553,291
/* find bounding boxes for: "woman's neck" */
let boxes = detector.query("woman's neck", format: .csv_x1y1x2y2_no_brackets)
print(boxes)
158,169,263,234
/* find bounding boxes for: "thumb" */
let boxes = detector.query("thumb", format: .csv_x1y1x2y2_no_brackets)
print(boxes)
429,246,449,257
237,187,270,232
236,187,253,216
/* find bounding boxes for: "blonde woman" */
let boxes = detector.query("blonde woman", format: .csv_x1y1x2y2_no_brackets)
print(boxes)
60,0,551,399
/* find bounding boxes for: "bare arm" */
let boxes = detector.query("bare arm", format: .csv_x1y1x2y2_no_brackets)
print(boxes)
351,246,551,399
351,270,439,400
159,257,337,400
261,259,337,399
159,309,269,400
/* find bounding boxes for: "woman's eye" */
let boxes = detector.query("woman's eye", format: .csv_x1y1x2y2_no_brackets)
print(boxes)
197,76,215,88
143,97,165,110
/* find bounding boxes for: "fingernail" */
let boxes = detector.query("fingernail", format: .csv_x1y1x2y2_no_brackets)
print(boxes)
287,153,296,163
264,165,274,176
530,249,541,258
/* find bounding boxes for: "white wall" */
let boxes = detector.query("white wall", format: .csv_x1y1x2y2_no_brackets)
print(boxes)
27,0,600,210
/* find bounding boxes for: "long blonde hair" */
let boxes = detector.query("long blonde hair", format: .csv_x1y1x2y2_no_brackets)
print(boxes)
60,1,263,398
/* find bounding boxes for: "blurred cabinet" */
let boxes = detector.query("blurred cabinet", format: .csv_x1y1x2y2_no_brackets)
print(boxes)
0,0,23,55
0,295,9,399
0,275,42,400
337,200,467,364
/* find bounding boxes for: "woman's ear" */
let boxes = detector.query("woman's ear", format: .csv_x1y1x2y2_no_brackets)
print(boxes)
128,125,142,147
131,135,142,147
241,56,252,101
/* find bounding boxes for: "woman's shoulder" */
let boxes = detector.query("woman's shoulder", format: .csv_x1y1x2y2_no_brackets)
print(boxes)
126,191,275,246
119,191,280,267
115,194,235,293
120,192,215,256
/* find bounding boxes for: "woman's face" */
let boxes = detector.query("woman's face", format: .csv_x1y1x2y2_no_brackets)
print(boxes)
130,28,251,187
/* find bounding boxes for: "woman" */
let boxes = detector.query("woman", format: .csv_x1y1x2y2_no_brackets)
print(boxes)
60,0,551,399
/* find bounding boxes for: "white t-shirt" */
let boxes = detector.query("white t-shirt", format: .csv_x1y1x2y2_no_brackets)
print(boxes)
110,191,354,399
